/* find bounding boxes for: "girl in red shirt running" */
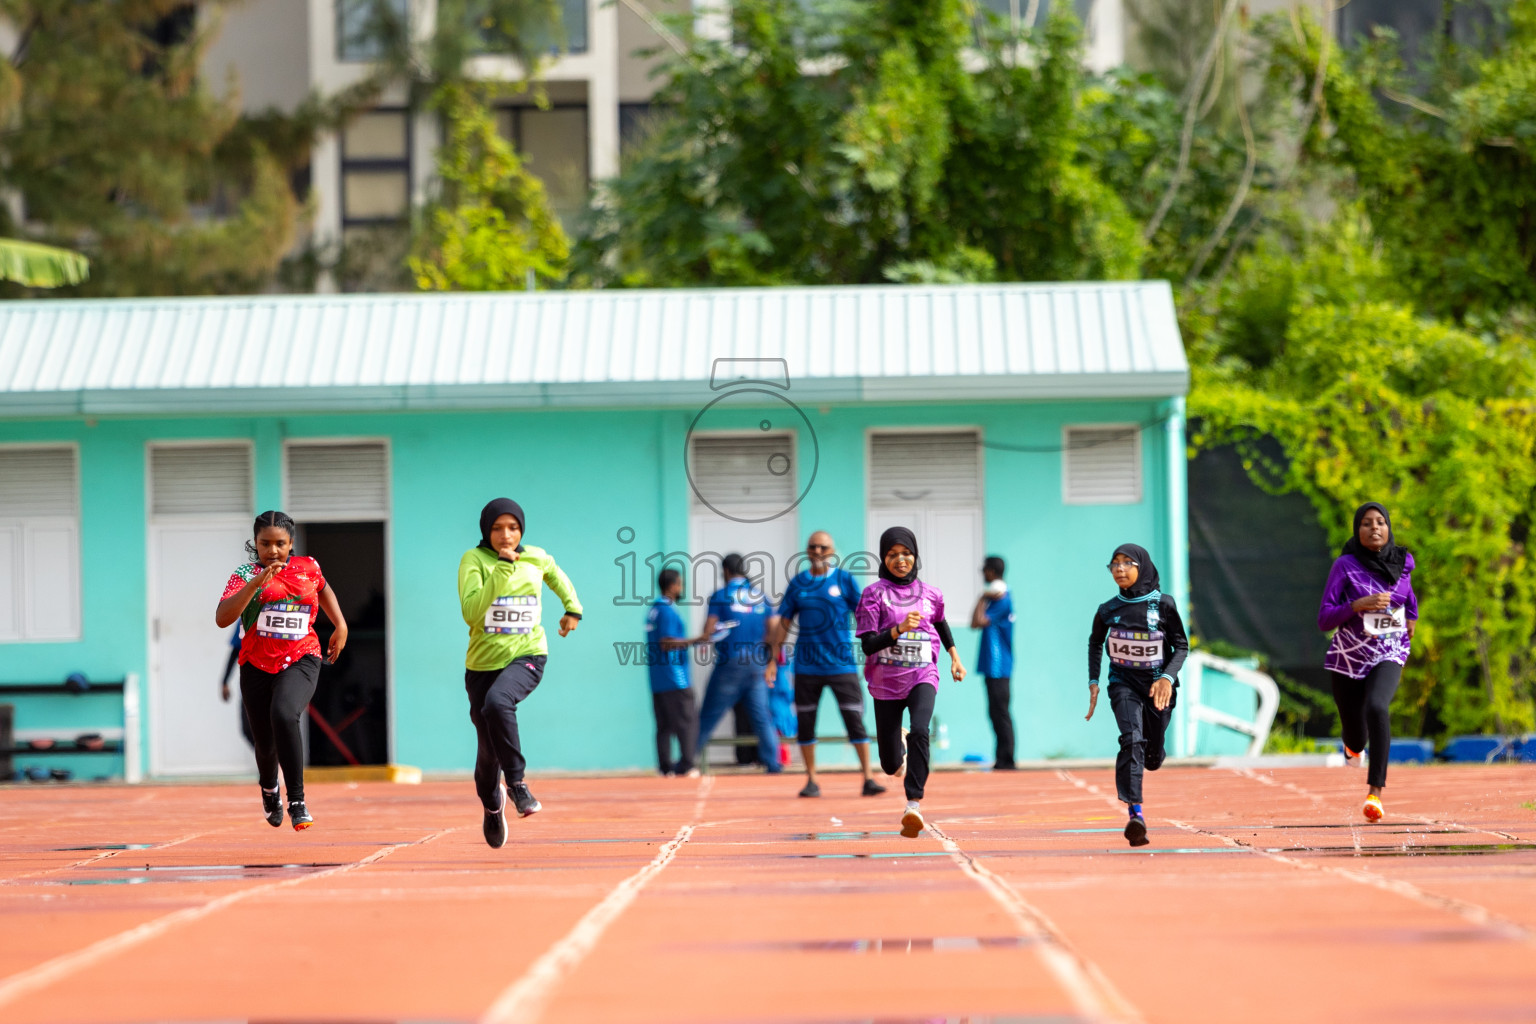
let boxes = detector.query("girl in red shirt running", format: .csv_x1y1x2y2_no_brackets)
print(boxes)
216,511,348,830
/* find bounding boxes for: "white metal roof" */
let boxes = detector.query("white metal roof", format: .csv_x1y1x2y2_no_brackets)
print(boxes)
0,283,1187,416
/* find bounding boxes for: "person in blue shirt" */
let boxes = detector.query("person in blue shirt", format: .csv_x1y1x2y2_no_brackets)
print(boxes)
767,531,885,798
644,569,701,777
691,553,782,773
970,556,1017,770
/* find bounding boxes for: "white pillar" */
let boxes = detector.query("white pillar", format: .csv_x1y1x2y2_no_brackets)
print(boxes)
1084,0,1125,73
587,0,621,181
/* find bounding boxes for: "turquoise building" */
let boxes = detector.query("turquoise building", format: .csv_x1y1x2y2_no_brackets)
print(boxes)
0,283,1192,779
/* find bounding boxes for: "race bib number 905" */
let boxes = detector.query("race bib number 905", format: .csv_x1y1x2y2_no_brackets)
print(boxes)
486,595,540,635
879,631,934,668
256,602,311,641
1362,605,1406,636
1108,629,1164,669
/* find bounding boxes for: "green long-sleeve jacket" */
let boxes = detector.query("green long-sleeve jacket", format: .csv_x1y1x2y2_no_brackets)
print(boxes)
458,545,583,671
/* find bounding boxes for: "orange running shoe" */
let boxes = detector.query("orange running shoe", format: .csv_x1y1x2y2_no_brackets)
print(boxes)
1343,745,1362,766
1362,794,1383,822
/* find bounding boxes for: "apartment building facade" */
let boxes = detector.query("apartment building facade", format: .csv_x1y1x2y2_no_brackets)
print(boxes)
199,0,1129,283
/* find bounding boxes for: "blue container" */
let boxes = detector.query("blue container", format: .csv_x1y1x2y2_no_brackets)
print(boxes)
1389,738,1434,763
1440,735,1506,763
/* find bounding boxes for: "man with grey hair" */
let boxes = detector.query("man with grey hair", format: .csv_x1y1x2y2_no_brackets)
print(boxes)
768,531,885,798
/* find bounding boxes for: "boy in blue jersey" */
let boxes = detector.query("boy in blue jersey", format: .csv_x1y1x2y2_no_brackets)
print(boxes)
691,553,782,772
767,531,885,798
970,556,1017,770
644,569,700,776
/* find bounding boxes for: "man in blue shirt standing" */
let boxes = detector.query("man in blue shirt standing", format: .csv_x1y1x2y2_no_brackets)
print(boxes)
768,531,885,798
692,553,782,773
644,569,700,777
971,555,1017,770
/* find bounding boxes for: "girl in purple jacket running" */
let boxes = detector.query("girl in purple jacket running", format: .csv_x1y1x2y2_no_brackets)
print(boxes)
1318,501,1419,823
855,526,967,838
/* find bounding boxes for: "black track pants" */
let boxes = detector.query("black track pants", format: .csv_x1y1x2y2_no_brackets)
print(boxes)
873,683,936,802
1331,661,1402,789
465,655,547,808
240,655,320,802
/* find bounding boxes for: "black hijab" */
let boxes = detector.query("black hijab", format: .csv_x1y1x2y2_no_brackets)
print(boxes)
878,526,920,586
1111,543,1160,600
1341,501,1408,585
478,498,526,553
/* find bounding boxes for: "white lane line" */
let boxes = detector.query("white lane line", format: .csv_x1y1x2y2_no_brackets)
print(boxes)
925,820,1143,1024
0,830,448,1011
481,775,712,1024
1056,769,1534,943
1165,818,1535,942
1224,767,1529,842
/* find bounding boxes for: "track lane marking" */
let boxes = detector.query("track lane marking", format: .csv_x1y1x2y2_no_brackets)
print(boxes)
925,819,1144,1024
0,829,452,1011
1056,770,1535,943
479,775,712,1024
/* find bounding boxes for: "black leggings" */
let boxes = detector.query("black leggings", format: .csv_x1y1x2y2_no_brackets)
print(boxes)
873,683,936,802
239,655,320,803
1331,661,1402,789
466,656,547,808
652,688,697,775
1108,681,1173,806
984,677,1016,767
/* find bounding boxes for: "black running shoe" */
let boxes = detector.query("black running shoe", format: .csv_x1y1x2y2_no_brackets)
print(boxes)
1124,814,1149,847
289,801,314,832
509,782,541,818
262,788,283,828
798,779,821,798
483,793,508,849
861,778,887,797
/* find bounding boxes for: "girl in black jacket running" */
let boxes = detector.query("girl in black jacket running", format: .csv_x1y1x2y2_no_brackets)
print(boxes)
1085,543,1188,848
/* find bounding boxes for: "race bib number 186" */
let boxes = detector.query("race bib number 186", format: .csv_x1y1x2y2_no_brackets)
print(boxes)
486,595,540,635
1362,605,1406,636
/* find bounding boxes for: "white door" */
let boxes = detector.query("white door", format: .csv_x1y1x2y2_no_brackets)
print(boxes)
147,444,254,776
867,431,985,624
687,433,800,755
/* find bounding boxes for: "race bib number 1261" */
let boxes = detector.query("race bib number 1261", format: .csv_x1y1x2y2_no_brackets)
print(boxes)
256,602,311,641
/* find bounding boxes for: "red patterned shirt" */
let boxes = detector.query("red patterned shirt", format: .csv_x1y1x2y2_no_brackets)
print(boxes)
221,556,327,674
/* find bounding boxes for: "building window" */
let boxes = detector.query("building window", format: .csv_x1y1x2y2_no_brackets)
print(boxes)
495,106,590,222
1063,426,1142,505
337,0,409,62
341,109,411,226
0,446,81,642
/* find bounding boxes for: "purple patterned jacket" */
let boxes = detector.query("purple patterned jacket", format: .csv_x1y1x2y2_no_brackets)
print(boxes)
1317,552,1419,679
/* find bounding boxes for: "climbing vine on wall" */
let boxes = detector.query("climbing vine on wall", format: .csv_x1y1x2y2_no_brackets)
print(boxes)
1189,300,1536,736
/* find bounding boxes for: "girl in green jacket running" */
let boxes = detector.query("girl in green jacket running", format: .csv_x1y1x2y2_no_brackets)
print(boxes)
460,497,582,848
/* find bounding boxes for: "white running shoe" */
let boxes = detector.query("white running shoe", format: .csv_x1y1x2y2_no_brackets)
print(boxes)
900,804,924,839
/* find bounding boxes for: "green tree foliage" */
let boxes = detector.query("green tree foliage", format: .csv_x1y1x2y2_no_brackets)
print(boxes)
339,0,572,289
1188,226,1536,735
0,0,310,295
574,0,1139,286
1272,2,1536,320
408,83,569,290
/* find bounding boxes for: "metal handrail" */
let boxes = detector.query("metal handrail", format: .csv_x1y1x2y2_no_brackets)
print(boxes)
1180,652,1280,758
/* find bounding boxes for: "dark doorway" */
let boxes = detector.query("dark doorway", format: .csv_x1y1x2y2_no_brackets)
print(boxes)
297,522,389,766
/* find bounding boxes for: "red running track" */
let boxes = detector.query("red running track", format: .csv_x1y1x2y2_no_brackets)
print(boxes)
1,764,1534,1024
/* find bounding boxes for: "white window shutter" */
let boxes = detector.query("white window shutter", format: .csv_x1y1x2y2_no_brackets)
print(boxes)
869,432,981,510
0,447,77,517
286,443,389,519
689,435,795,513
150,445,253,517
0,525,20,640
1063,426,1142,504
